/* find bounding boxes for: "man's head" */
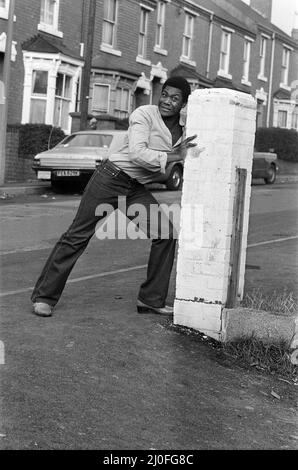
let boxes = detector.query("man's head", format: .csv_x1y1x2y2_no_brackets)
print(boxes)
159,76,191,118
90,117,97,129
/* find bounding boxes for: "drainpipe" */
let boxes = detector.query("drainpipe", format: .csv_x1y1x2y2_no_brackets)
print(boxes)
0,0,15,185
266,32,275,128
80,0,97,130
206,13,214,79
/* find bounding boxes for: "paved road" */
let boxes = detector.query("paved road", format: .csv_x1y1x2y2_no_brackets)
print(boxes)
0,182,297,450
1,182,297,299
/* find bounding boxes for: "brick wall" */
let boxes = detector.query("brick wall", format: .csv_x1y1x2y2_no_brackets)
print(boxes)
4,125,36,182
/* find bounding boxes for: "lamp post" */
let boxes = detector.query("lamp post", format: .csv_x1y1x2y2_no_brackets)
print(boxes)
0,0,15,185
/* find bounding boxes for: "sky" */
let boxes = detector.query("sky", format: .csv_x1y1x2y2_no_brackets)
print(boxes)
241,0,298,35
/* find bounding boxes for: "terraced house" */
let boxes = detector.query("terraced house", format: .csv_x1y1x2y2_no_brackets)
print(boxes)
0,0,297,181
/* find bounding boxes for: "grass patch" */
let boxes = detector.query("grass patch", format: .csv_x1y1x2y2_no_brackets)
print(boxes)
167,322,297,382
241,288,297,316
223,336,297,381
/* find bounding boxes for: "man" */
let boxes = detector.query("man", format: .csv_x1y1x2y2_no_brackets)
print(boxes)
32,76,197,317
89,117,98,130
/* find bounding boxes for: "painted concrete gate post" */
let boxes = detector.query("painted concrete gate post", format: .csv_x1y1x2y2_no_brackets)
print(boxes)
174,88,257,341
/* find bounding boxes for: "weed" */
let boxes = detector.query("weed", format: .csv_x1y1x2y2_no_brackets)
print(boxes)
223,336,297,381
241,288,297,316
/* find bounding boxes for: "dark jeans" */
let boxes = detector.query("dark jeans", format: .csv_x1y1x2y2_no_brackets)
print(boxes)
31,161,177,308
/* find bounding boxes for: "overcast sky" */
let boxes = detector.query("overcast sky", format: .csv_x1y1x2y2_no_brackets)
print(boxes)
241,0,298,35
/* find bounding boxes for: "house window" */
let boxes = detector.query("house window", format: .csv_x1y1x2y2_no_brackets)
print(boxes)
182,13,194,59
0,0,9,19
92,84,110,113
54,73,72,130
219,31,231,76
281,47,290,87
277,110,287,128
115,87,130,119
38,0,62,37
292,109,298,130
259,36,267,79
242,39,251,83
138,7,149,58
22,54,82,133
155,1,166,49
256,100,264,128
30,70,48,124
102,0,118,47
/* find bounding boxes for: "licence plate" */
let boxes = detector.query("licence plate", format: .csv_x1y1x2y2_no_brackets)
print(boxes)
56,170,80,177
37,171,51,180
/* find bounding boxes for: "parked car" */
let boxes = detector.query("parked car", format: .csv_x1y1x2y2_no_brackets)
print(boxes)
32,130,184,191
252,151,278,184
32,130,278,192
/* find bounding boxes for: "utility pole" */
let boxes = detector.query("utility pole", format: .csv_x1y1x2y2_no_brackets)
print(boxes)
80,0,97,130
0,0,15,185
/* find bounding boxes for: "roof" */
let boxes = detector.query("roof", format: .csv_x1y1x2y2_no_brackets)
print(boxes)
221,0,296,44
22,33,82,61
273,88,292,100
169,64,214,87
189,0,257,36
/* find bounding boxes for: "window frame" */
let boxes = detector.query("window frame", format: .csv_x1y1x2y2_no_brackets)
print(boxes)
0,0,9,19
241,37,253,86
54,72,72,130
155,1,166,50
258,35,269,81
114,86,131,119
277,109,288,128
92,83,111,114
182,13,194,60
217,27,233,80
179,8,197,67
138,7,149,60
38,0,63,38
102,0,118,48
280,47,291,88
100,0,122,56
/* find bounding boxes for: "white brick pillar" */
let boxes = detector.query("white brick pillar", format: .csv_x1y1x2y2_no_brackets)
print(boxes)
174,88,257,341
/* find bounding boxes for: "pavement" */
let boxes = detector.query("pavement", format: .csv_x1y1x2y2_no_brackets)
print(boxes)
0,264,297,450
1,171,298,197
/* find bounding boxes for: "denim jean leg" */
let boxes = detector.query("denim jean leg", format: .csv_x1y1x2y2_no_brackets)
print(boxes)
31,170,119,306
126,184,177,308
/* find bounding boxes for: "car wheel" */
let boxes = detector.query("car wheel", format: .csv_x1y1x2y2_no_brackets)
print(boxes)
166,165,183,191
264,164,276,184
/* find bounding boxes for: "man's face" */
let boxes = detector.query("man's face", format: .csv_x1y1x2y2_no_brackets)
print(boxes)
158,86,186,117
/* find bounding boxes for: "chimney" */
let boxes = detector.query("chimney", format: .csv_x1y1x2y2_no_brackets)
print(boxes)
292,11,298,41
250,0,272,19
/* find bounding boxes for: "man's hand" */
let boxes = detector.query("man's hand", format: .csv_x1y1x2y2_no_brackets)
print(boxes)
176,134,197,159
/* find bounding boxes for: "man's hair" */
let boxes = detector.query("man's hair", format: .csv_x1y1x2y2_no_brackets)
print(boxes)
162,76,191,103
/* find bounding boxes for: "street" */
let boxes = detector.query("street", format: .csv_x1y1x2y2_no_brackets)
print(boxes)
0,182,297,450
1,181,298,300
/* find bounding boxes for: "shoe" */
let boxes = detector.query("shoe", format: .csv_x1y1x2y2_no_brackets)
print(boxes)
137,299,173,315
32,302,53,317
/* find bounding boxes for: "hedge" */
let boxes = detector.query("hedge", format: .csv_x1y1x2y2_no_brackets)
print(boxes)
254,127,298,162
18,124,66,159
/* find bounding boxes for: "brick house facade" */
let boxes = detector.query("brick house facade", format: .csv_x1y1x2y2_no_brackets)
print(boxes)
1,0,297,181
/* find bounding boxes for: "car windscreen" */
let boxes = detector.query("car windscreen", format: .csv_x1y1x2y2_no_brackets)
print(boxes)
58,134,114,148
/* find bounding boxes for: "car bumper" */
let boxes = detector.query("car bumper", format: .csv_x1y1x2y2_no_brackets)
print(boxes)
32,166,95,180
